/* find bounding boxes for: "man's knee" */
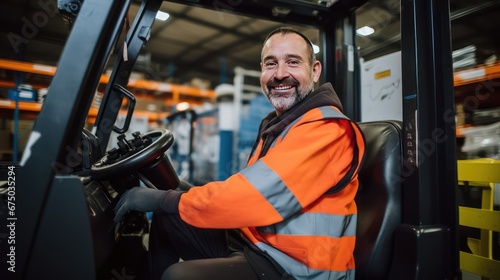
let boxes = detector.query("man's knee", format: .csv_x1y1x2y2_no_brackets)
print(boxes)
161,262,199,280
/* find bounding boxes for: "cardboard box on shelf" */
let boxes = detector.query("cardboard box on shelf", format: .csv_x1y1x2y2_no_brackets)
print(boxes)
9,119,34,150
134,99,166,113
456,103,466,126
190,78,211,90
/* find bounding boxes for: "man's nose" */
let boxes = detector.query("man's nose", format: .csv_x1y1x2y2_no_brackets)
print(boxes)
274,64,289,80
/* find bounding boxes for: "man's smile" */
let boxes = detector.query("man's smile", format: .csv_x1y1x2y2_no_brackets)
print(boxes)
274,85,293,90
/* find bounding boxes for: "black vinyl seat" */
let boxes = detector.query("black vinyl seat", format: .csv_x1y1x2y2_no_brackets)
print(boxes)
355,120,403,280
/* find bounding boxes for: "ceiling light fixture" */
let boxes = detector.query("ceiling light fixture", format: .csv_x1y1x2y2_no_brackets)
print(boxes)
156,11,170,21
272,6,291,17
356,26,374,36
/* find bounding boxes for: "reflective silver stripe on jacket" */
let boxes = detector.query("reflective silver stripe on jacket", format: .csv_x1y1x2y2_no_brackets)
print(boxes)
255,241,355,280
318,106,349,120
272,106,348,150
240,160,302,219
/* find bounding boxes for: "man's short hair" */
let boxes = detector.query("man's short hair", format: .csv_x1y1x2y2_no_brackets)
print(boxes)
263,26,316,65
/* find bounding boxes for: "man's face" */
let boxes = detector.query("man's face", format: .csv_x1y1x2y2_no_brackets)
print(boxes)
260,33,321,114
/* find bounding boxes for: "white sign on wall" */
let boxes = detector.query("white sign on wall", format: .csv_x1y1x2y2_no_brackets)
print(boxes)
360,51,402,122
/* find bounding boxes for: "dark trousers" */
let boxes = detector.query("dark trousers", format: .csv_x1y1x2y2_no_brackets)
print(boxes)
148,210,284,280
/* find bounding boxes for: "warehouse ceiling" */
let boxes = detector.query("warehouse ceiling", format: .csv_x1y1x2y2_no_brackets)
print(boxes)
0,0,499,91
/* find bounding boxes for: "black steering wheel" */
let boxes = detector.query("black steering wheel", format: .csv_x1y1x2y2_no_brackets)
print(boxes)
89,129,175,184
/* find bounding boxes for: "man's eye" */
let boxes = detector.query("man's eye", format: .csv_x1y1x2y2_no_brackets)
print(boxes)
264,62,276,67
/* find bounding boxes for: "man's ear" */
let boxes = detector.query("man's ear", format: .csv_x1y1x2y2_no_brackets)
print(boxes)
312,61,322,83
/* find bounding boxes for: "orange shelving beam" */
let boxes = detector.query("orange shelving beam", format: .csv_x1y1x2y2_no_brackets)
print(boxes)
0,80,50,90
0,58,216,100
0,58,56,76
0,99,98,117
0,99,43,112
0,98,171,123
454,62,500,87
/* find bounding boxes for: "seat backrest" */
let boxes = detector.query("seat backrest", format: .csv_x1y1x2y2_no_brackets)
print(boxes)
354,120,403,280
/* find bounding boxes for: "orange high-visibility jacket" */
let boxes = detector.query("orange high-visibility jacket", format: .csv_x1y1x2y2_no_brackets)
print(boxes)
177,83,366,279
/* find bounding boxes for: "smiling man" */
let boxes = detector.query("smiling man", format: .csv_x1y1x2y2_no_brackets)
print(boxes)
260,28,321,114
114,26,366,280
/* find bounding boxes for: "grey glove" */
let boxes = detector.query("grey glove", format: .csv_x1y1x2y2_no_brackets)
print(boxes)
114,187,167,223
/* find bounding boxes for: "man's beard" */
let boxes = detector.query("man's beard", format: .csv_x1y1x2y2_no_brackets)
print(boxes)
263,77,314,113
